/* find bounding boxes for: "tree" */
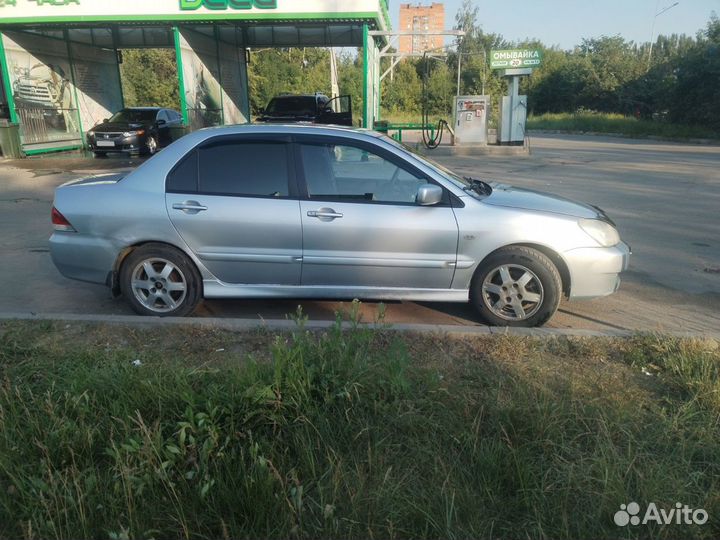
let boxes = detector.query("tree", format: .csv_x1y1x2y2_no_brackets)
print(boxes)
382,59,422,116
119,49,180,110
116,12,720,133
669,15,720,129
247,48,331,113
338,51,364,125
450,0,511,118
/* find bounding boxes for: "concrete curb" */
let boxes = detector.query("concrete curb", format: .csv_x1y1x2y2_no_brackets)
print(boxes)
2,312,718,340
411,144,531,157
527,129,720,146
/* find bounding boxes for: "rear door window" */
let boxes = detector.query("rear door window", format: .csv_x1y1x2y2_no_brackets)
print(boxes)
198,140,290,198
166,150,198,193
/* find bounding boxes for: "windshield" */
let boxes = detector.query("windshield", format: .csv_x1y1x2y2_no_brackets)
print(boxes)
108,109,157,124
379,135,490,195
265,97,317,116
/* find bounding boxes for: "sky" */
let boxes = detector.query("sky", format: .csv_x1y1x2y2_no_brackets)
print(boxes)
389,0,720,49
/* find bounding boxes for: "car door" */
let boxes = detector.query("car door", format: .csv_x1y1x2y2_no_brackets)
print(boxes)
296,136,459,289
318,95,353,126
167,110,181,126
156,110,171,146
165,135,302,285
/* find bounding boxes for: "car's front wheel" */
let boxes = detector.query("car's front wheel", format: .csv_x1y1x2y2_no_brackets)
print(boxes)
120,243,202,317
470,246,562,327
144,135,158,156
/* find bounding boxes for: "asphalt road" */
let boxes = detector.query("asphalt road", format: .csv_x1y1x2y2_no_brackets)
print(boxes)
1,134,718,333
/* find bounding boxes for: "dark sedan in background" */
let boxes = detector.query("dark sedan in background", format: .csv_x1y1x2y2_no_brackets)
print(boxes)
86,107,182,156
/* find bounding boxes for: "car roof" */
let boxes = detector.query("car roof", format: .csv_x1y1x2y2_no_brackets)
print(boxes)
191,123,376,140
271,94,327,99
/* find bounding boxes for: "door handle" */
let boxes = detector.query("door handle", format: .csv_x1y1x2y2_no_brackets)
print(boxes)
172,201,207,214
307,208,343,220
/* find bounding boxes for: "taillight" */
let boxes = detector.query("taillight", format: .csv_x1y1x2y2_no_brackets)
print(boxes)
51,207,76,232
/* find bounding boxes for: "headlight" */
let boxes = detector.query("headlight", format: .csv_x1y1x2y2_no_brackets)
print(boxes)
578,219,620,247
122,131,133,137
87,130,94,137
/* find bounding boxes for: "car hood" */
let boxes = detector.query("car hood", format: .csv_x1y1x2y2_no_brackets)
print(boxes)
482,183,605,220
91,122,149,132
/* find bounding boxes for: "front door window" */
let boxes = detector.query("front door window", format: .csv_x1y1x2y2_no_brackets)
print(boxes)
300,143,430,204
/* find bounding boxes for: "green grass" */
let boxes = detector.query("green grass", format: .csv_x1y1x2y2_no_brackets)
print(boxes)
0,313,719,539
527,112,720,140
379,110,451,126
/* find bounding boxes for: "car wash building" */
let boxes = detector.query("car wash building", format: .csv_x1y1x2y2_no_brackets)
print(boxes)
0,0,388,155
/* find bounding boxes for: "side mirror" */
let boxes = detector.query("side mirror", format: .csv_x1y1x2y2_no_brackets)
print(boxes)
258,108,265,115
102,118,109,123
416,184,443,206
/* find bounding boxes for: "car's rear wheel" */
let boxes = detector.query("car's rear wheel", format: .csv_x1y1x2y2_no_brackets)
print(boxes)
120,244,201,317
470,246,562,327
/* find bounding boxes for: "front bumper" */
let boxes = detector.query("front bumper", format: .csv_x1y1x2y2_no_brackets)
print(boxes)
87,134,145,153
564,241,631,299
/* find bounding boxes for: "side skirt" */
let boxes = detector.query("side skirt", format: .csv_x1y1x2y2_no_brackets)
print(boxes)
203,282,469,303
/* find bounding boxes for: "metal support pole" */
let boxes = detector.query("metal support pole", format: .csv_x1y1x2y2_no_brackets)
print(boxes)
456,51,462,98
362,24,369,128
509,76,519,142
482,49,486,95
380,55,403,83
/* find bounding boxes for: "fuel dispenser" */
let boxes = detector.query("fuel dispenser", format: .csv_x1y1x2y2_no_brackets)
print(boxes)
453,95,490,145
498,67,531,145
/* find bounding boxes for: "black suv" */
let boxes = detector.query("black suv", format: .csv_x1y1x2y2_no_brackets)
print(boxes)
257,93,352,126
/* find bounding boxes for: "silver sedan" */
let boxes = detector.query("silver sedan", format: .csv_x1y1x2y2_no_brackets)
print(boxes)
49,124,630,327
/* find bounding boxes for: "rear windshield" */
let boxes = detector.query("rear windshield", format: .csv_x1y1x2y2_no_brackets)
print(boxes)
265,97,317,116
109,109,157,123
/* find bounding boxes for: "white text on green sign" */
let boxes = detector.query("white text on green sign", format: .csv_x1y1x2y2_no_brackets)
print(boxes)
490,49,542,70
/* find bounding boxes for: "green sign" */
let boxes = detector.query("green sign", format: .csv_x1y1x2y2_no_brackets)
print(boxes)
180,0,277,10
1,0,80,5
490,49,542,70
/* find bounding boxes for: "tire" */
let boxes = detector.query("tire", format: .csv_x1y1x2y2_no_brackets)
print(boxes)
120,243,202,317
470,246,562,327
144,135,158,156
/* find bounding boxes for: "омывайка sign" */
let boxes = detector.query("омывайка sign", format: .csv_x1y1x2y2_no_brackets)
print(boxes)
490,49,543,70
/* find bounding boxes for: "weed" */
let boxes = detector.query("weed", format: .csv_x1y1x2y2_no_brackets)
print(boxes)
0,319,718,539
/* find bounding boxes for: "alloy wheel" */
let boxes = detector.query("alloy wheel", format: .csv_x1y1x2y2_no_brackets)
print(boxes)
147,136,157,154
130,258,187,313
481,264,544,321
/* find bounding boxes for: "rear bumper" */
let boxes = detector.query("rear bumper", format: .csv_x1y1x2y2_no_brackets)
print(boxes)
564,241,631,299
49,232,118,286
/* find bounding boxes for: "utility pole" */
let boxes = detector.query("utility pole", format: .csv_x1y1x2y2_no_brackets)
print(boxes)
329,48,339,99
647,1,679,70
